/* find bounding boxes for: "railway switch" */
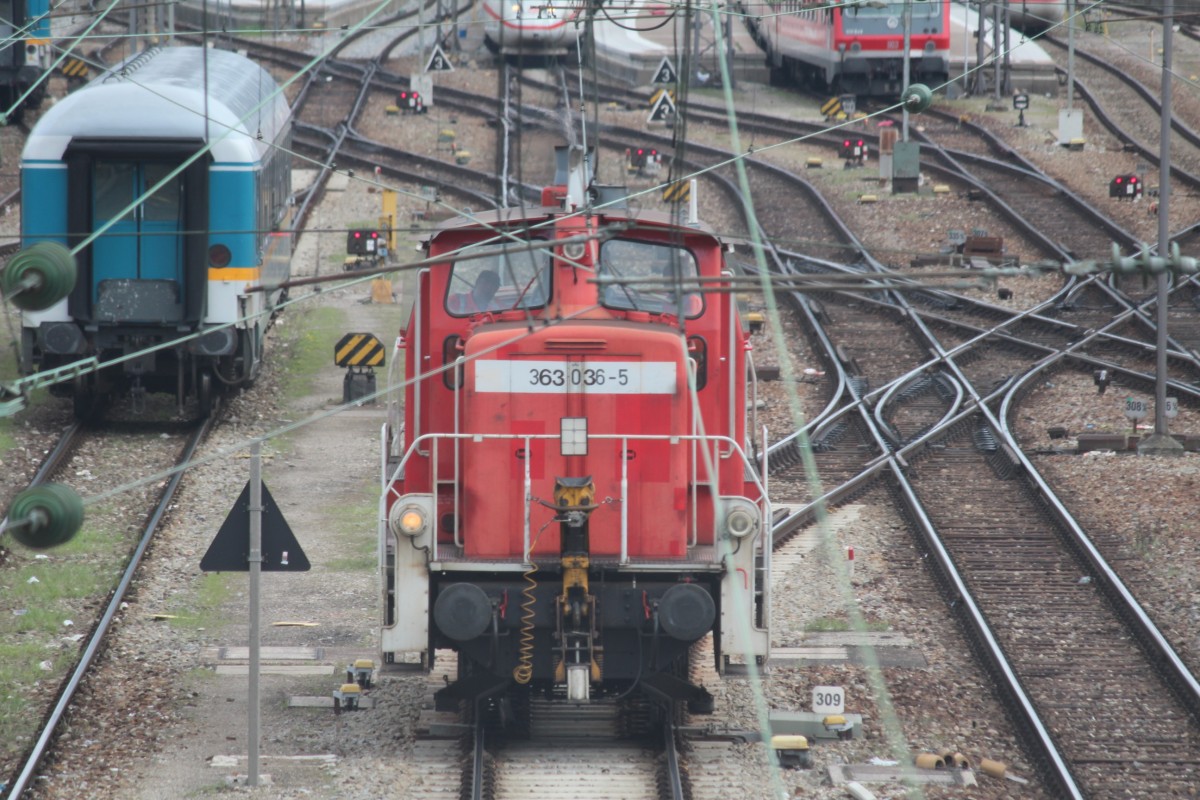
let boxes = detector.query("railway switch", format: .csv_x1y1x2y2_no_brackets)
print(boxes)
333,682,362,712
771,735,813,769
346,659,376,688
822,714,855,740
1109,174,1142,200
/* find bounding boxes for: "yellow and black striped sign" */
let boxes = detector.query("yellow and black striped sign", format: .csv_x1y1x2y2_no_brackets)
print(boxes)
60,58,89,79
335,333,385,367
662,180,690,204
649,88,675,108
820,96,847,120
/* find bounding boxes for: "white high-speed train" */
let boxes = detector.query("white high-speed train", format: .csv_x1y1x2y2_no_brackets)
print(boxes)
482,0,583,56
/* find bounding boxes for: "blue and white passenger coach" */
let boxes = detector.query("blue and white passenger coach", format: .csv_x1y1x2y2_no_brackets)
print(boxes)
19,46,294,417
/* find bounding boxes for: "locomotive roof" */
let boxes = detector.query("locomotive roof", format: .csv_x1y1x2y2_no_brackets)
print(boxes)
21,46,291,165
427,206,719,240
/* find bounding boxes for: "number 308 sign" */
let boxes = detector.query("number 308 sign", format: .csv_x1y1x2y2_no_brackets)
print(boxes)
812,685,845,714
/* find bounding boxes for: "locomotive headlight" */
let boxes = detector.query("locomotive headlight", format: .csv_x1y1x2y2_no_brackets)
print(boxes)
390,502,428,538
721,498,760,540
209,244,232,268
561,241,586,262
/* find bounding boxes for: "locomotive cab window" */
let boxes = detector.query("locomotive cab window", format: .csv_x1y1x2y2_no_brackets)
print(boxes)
598,239,703,318
445,240,550,316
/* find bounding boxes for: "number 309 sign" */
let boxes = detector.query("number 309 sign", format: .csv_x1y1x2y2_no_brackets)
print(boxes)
812,685,845,714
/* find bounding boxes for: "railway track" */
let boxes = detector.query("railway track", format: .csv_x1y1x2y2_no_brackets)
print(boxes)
2,416,214,795
7,14,1200,800
314,45,1200,796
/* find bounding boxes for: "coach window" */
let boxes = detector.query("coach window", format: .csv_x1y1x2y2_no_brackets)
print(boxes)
446,239,551,316
598,239,704,318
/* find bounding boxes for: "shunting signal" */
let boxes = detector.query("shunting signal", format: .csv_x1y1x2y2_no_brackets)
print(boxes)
839,138,866,167
1109,174,1142,200
347,229,381,256
626,146,660,175
396,90,426,114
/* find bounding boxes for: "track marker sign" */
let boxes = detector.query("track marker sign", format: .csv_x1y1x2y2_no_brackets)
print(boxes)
648,90,676,123
812,685,845,714
652,57,677,85
425,45,454,73
1124,396,1149,421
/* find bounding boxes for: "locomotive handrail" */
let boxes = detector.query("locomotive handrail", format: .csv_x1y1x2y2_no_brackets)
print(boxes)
388,431,770,566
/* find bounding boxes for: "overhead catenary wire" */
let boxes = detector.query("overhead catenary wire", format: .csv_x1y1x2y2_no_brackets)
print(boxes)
0,5,1183,795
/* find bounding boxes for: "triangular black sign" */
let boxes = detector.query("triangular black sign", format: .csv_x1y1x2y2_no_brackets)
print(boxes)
200,481,310,572
652,57,676,85
648,91,676,123
425,45,454,73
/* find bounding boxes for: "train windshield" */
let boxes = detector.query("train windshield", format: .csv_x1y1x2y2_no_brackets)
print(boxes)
446,239,551,316
598,239,703,318
843,0,942,19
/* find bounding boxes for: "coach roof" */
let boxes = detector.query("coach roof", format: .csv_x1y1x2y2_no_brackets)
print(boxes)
22,46,291,165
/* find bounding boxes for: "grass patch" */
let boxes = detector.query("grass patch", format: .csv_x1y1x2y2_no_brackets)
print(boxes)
0,642,72,754
325,479,378,573
164,573,235,631
276,305,347,406
804,617,892,633
0,510,137,757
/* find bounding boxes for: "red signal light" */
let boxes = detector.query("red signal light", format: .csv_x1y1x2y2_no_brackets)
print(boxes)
1129,176,1137,183
637,148,644,155
1115,177,1123,184
353,231,362,238
370,231,379,238
843,140,851,147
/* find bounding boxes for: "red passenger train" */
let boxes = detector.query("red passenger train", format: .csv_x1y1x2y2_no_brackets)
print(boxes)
379,150,770,710
745,0,951,98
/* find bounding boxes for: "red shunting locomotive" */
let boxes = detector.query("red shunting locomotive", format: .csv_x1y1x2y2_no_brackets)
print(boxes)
380,148,770,709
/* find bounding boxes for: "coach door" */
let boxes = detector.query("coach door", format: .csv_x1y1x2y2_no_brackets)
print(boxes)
91,159,185,316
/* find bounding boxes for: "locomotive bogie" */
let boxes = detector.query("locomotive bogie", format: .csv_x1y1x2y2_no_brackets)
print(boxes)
18,46,293,416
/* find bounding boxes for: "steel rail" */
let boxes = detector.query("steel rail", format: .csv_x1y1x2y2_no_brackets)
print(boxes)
5,416,214,799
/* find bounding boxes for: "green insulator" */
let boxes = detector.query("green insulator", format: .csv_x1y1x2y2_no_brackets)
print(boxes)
7,483,85,549
902,84,934,114
2,242,77,311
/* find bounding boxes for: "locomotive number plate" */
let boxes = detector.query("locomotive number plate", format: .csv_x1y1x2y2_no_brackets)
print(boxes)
475,360,676,394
